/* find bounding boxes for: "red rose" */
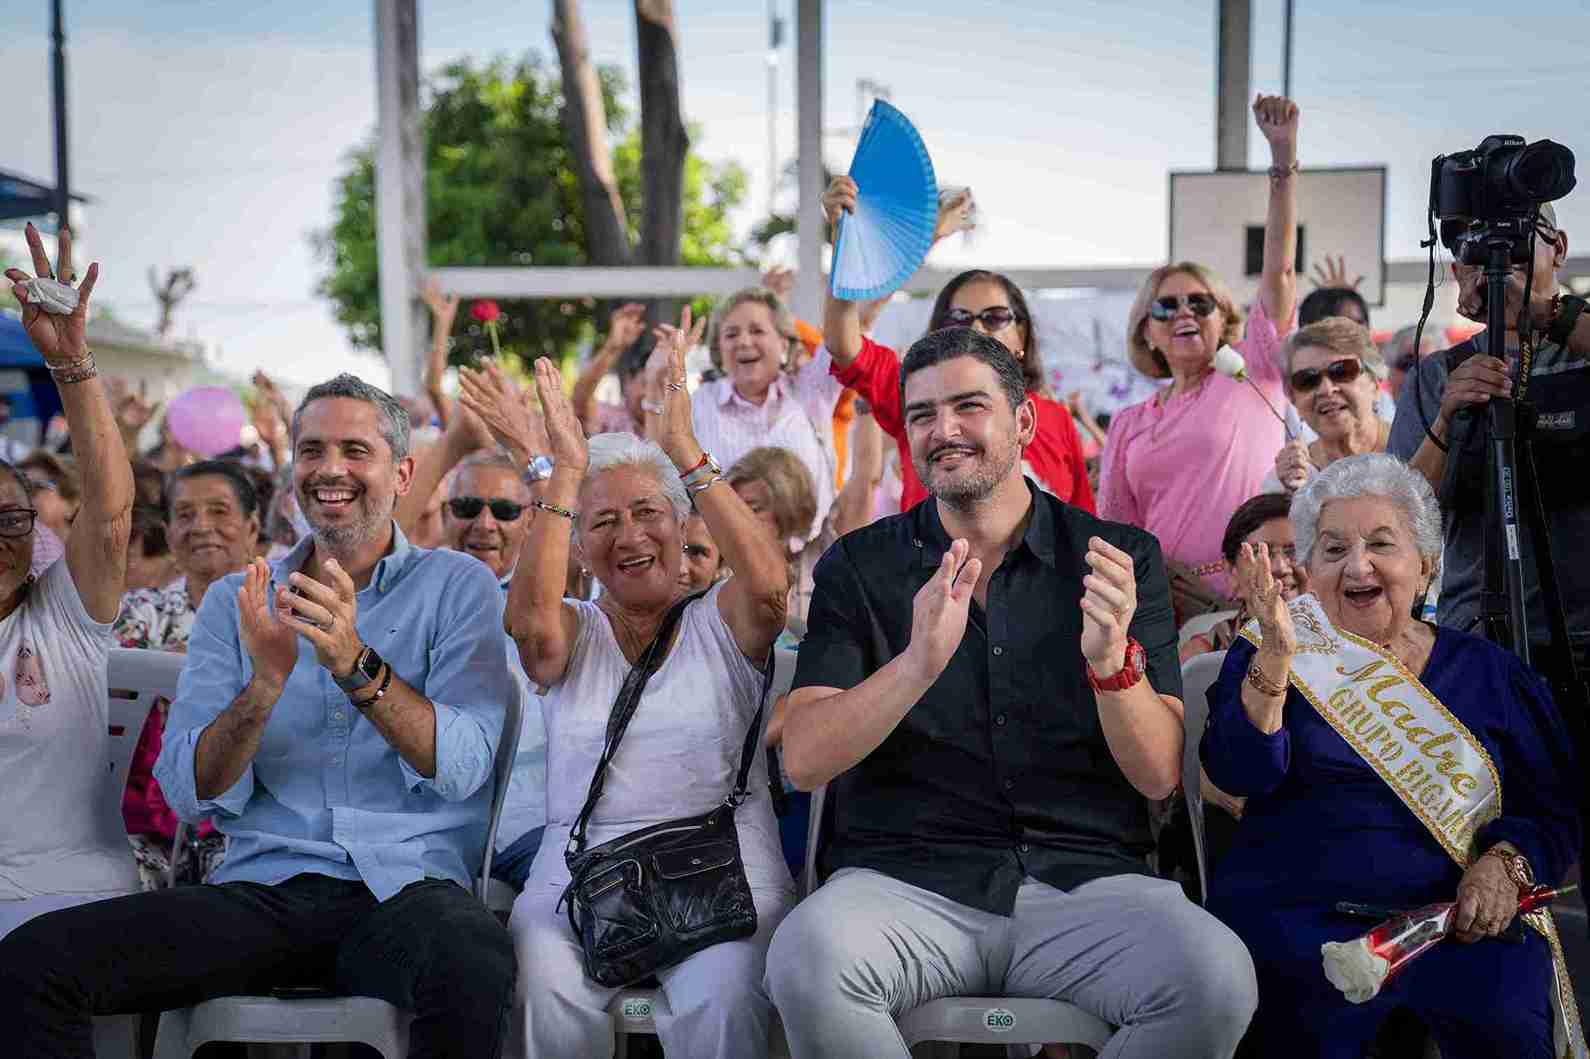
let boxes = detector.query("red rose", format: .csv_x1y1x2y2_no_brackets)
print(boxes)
470,300,501,324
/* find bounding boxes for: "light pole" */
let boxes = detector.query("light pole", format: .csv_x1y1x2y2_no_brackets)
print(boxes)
767,0,784,217
51,0,71,234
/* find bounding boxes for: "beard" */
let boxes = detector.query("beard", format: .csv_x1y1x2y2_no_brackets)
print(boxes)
298,480,388,555
914,432,1022,508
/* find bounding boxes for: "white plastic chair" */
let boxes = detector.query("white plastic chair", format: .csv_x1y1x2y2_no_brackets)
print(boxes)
151,679,524,1059
608,648,801,1058
1178,609,1238,647
1179,651,1226,906
802,784,1114,1057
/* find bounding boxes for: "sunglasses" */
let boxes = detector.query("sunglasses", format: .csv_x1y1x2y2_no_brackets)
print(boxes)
446,497,527,521
943,306,1021,331
1148,293,1219,321
1290,358,1365,393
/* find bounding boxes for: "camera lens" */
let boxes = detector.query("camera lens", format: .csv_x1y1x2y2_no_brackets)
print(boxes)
1505,140,1577,204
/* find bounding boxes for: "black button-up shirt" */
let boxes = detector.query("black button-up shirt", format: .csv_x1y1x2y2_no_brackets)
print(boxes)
793,481,1183,915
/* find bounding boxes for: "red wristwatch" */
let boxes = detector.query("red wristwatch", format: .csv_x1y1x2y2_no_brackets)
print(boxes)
1087,638,1146,692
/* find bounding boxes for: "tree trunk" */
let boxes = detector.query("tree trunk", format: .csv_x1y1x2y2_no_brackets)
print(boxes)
551,0,630,267
634,0,688,270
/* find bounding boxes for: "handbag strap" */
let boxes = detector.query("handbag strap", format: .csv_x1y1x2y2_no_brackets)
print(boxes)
566,590,777,854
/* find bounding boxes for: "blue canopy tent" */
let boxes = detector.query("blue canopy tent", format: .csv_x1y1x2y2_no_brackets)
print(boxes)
0,314,62,427
0,168,88,225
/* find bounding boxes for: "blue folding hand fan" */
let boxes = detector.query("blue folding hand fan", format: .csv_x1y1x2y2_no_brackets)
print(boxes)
829,100,939,302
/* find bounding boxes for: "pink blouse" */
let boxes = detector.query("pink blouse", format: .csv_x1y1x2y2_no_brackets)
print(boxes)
1097,298,1293,599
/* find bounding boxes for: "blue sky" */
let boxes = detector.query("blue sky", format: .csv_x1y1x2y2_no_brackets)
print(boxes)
4,0,1588,385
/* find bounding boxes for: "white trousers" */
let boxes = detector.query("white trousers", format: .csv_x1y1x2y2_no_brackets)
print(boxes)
765,868,1257,1059
509,880,792,1059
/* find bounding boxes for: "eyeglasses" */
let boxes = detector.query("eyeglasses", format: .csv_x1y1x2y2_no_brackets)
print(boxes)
0,508,38,539
942,306,1021,332
447,497,527,521
1148,293,1219,321
1289,358,1365,393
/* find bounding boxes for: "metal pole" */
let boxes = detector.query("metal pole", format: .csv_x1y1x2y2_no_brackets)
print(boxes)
373,0,427,396
1215,0,1251,170
767,0,779,217
793,0,824,322
1282,0,1294,100
50,0,70,233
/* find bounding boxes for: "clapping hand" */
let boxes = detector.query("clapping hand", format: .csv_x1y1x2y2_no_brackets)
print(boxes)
903,539,982,684
1080,537,1137,673
601,302,648,354
647,306,707,466
759,267,795,303
1310,255,1363,291
278,560,364,680
529,357,588,477
5,222,97,365
457,360,534,462
238,559,299,690
1235,542,1297,660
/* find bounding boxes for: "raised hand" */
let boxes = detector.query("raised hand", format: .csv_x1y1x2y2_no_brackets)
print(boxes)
821,175,858,229
238,558,299,689
759,267,795,302
601,302,648,354
934,186,976,242
105,376,159,438
278,559,364,679
251,371,293,422
419,277,460,325
1274,438,1317,493
1252,94,1300,157
1079,537,1137,671
457,360,535,462
903,539,982,684
529,357,588,476
648,306,707,468
1309,254,1363,291
4,222,97,364
1235,542,1297,659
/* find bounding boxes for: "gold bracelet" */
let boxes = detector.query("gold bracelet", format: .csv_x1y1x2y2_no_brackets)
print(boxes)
1246,659,1289,697
1481,845,1534,890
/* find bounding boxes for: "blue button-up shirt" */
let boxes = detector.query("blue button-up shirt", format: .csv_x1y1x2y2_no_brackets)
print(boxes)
154,524,512,901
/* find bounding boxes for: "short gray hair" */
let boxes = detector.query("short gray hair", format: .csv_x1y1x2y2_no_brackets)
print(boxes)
583,432,690,522
291,373,411,459
449,450,529,500
1290,453,1442,567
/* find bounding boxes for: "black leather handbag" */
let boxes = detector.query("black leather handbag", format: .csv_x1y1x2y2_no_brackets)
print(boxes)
558,592,773,988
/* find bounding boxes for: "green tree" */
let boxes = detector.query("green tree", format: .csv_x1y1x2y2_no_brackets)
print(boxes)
312,55,746,366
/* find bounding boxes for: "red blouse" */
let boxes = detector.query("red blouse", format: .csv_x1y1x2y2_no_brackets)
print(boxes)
832,335,1097,514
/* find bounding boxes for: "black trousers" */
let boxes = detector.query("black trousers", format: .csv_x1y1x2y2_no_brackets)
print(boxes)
0,873,514,1059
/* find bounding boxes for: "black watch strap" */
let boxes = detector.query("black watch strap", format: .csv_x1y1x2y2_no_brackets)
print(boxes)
334,646,382,693
1548,294,1586,348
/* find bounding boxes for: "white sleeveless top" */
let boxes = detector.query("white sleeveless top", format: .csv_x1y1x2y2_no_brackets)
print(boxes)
528,581,790,892
0,559,139,900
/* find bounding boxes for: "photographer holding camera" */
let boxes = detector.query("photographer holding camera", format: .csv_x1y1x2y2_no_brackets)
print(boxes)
1388,198,1590,692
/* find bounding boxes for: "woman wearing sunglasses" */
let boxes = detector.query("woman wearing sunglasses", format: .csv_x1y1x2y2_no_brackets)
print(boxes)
817,182,1095,514
1267,318,1390,495
1099,94,1301,618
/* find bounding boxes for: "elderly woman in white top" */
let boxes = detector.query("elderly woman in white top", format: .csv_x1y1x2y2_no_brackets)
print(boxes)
0,225,138,938
690,287,842,547
1269,317,1391,494
506,312,795,1059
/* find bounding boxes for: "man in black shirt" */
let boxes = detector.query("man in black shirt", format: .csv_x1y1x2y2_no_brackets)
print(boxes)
765,328,1256,1058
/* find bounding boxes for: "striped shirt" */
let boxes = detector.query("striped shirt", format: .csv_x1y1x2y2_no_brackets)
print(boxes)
690,349,844,542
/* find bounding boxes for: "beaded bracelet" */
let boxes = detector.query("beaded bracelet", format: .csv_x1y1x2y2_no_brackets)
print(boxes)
47,351,98,385
533,499,578,520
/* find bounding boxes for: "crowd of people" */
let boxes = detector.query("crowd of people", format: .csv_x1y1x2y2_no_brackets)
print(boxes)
0,92,1588,1059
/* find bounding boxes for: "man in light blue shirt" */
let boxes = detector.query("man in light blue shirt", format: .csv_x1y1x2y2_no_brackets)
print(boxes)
1,374,517,1059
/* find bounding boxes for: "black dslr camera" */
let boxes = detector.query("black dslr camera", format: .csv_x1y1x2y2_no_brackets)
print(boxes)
1432,134,1576,264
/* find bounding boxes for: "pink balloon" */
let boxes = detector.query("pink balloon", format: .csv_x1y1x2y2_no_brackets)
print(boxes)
166,386,247,458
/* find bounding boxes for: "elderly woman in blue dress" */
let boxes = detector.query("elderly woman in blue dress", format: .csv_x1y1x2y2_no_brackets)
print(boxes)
1200,453,1581,1058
